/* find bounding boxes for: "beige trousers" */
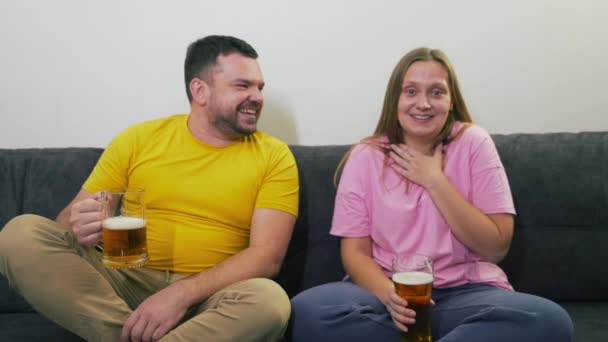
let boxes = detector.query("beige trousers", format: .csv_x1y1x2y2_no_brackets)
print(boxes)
0,214,290,342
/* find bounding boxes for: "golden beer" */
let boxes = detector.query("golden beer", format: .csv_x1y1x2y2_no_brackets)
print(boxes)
392,272,433,342
101,216,148,268
392,254,433,342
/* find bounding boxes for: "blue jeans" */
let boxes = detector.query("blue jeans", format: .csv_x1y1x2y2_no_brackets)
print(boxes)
289,281,573,342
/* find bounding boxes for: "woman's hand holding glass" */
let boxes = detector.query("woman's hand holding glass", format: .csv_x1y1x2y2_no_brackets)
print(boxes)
385,286,417,333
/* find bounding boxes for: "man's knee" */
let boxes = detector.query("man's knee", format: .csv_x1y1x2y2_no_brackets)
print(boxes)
206,278,290,341
1,214,48,253
0,214,68,266
243,278,291,324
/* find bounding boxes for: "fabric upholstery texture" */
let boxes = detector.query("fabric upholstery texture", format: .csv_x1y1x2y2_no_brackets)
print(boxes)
1,132,606,341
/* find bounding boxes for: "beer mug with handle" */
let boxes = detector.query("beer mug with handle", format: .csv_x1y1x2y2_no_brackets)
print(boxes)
98,188,148,268
392,254,433,342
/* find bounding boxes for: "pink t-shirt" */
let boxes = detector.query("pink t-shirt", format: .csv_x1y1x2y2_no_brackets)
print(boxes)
330,122,516,290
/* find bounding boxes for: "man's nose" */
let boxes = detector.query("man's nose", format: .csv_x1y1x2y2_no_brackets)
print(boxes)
249,88,263,104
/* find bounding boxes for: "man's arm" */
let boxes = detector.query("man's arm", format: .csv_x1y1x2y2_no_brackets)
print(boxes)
121,207,296,341
180,207,296,299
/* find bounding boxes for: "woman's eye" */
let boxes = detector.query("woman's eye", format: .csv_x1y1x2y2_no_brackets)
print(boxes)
406,89,416,95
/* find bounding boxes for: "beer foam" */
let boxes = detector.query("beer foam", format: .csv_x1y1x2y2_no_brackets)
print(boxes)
102,216,145,230
392,271,433,285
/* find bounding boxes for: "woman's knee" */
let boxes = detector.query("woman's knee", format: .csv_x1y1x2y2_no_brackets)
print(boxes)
291,282,357,319
289,282,396,342
497,295,573,341
509,294,573,340
289,283,346,341
536,300,573,341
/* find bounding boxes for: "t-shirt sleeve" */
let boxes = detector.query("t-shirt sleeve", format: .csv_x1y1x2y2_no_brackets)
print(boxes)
255,144,299,217
469,128,516,215
330,144,372,237
82,126,137,193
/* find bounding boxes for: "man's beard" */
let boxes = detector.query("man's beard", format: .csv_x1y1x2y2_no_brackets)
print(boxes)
209,100,260,136
214,111,255,136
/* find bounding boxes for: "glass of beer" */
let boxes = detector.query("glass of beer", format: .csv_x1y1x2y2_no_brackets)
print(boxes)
99,188,148,268
392,254,433,342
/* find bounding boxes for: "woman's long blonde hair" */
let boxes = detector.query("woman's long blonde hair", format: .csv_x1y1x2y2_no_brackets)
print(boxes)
334,47,473,185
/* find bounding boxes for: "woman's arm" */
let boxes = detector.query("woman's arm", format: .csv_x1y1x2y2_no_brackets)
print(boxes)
342,236,417,332
341,236,393,303
425,175,514,263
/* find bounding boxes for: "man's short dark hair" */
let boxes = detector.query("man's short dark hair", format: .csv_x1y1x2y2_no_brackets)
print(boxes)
184,35,258,102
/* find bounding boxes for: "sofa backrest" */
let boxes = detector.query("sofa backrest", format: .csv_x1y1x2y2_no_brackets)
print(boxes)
1,132,607,303
0,148,103,313
492,132,608,301
275,145,347,297
0,148,103,228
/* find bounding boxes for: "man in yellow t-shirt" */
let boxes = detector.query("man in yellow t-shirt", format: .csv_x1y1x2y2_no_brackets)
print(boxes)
0,35,298,342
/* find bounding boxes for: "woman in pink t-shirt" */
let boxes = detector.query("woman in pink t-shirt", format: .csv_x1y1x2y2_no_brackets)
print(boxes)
289,48,572,342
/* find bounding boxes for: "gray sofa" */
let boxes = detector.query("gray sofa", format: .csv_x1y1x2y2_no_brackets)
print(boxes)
1,132,607,341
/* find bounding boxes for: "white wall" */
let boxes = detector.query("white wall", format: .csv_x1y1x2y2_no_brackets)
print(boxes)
1,0,607,148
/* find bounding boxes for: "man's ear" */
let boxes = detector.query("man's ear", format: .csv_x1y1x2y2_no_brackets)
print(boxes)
190,78,210,106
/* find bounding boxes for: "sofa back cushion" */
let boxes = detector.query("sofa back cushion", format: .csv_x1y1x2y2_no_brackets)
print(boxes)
0,148,102,228
275,146,347,297
1,132,607,305
0,148,102,313
0,150,27,229
494,132,608,301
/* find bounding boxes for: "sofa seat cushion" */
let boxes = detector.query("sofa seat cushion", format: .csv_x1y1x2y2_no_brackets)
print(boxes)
0,312,83,341
0,276,32,313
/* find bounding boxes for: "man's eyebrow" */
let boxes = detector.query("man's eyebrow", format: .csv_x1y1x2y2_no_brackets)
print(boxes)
232,79,265,88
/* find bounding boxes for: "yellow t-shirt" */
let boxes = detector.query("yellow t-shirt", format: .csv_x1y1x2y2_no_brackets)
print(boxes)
83,114,299,273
